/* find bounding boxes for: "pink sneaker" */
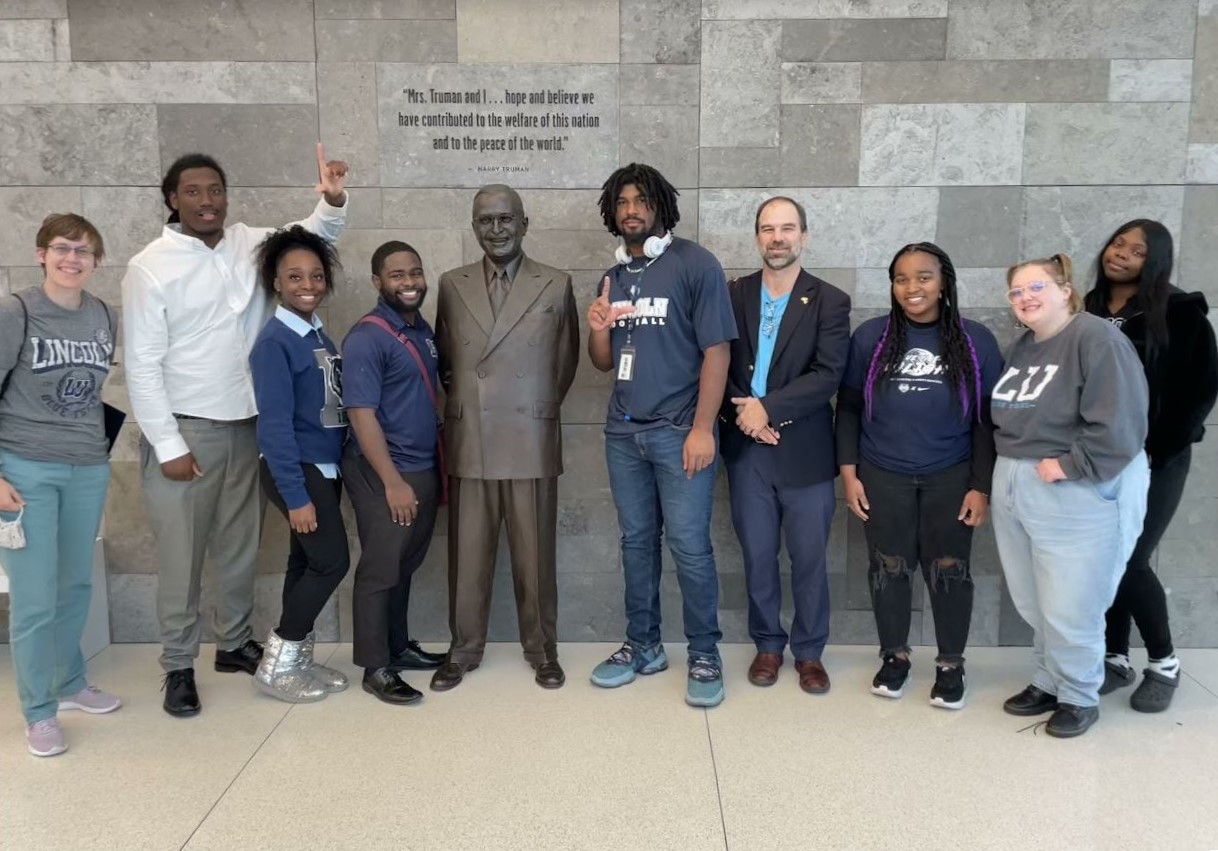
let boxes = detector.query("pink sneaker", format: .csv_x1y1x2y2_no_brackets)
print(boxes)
59,685,122,714
26,718,67,757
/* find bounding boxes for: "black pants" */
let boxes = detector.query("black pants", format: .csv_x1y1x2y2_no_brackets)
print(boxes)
343,449,439,669
858,459,975,663
1105,446,1189,659
261,460,351,642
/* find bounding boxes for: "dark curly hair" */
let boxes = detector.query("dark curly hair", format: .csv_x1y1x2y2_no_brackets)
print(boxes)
863,242,983,422
161,153,227,224
255,225,340,299
597,163,680,236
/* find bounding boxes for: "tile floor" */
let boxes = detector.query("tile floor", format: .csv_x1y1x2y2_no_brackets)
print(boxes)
1,643,1216,851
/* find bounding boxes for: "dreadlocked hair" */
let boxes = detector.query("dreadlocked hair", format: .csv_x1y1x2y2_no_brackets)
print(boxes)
862,242,984,423
597,163,680,236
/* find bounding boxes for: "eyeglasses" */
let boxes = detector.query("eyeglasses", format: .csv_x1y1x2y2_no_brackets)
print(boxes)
474,214,517,228
45,243,97,258
1006,281,1055,303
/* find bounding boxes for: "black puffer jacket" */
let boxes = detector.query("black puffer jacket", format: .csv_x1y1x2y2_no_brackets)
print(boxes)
1096,289,1218,467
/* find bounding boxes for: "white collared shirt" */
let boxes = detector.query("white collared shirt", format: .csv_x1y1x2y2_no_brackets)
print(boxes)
122,195,347,463
271,305,338,480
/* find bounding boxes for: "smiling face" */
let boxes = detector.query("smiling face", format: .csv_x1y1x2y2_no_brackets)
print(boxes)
37,236,99,292
472,189,527,266
275,248,328,320
1101,226,1147,285
755,199,806,271
170,166,228,245
891,251,942,323
374,250,427,315
1008,263,1072,332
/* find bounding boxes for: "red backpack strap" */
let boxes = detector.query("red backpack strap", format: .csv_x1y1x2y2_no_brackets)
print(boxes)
356,315,447,503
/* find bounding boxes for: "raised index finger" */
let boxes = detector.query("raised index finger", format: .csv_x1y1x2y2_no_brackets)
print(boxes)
599,275,611,302
316,142,326,173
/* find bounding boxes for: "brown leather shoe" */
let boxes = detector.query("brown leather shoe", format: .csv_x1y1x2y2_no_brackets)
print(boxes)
748,652,783,686
429,661,478,692
795,659,830,694
534,660,566,689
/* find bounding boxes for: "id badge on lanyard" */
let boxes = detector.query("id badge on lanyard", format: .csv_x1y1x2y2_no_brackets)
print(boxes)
616,265,646,382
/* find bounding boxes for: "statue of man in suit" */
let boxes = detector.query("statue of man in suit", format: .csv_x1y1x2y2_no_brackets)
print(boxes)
431,185,580,691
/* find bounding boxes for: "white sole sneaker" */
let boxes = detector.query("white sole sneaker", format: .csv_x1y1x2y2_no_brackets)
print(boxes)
870,679,907,699
929,688,967,710
58,697,122,714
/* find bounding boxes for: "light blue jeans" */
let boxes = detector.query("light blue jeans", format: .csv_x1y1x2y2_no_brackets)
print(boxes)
0,450,110,723
991,453,1149,708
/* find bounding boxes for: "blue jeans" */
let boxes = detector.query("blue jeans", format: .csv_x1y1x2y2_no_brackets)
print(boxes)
0,450,110,723
991,454,1149,708
605,426,722,659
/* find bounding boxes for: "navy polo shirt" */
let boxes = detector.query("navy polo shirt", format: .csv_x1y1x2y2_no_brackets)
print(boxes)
341,298,439,472
602,236,737,435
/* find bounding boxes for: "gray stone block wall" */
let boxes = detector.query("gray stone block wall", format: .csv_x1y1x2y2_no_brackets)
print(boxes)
1,0,1216,649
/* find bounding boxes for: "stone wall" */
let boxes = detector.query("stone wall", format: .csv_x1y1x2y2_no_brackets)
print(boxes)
2,0,1216,648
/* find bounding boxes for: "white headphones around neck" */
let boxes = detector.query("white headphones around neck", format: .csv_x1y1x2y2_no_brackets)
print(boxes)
614,230,673,265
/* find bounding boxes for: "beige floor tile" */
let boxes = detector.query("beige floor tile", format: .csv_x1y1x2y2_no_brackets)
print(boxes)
708,644,1218,851
0,644,293,851
1179,648,1218,697
181,643,725,851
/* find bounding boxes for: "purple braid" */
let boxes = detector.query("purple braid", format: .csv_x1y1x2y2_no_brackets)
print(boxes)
862,318,892,420
962,326,983,423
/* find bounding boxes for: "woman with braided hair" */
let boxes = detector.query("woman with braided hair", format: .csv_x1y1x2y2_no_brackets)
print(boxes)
835,242,1003,709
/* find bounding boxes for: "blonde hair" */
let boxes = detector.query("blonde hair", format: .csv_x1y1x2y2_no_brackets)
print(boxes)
1006,252,1081,313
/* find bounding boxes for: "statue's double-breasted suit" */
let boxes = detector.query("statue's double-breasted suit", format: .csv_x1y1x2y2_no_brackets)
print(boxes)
435,254,579,665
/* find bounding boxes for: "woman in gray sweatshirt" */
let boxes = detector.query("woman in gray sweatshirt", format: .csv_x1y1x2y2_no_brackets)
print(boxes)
0,214,121,758
989,253,1149,739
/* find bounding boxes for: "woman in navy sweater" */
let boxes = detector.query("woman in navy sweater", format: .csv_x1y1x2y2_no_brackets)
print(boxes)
249,226,349,703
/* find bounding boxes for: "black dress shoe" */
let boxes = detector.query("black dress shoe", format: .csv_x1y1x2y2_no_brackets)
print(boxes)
1046,703,1099,738
1003,684,1059,716
388,640,446,671
430,660,478,692
162,668,201,717
362,667,423,705
534,660,566,689
215,639,264,675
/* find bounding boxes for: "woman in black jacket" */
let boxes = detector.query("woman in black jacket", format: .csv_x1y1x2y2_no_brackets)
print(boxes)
1085,219,1218,712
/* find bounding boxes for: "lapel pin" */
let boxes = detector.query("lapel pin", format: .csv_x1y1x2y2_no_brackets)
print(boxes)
800,296,809,304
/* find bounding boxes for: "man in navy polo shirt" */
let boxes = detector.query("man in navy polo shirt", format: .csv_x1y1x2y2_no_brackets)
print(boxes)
587,163,737,708
340,241,446,704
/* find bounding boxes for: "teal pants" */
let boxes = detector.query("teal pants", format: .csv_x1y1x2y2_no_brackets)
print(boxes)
0,450,110,723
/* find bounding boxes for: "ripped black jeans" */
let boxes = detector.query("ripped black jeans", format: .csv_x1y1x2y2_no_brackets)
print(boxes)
858,459,975,664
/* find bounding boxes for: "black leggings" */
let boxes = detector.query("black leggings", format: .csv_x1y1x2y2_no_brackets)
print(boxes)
1105,446,1190,660
858,459,976,664
261,460,351,642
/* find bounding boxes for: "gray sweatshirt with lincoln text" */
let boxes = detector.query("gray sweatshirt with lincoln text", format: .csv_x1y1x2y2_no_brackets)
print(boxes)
0,287,114,471
992,312,1148,482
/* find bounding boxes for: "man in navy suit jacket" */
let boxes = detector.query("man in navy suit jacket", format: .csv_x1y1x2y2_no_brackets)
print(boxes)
720,196,851,695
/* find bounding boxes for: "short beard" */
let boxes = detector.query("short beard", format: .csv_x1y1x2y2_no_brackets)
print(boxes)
762,250,800,271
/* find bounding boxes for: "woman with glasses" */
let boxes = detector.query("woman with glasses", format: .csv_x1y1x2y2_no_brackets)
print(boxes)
991,253,1149,738
1084,221,1218,712
0,215,121,757
835,243,1003,709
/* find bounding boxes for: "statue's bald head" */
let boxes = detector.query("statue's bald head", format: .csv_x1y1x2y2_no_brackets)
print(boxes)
471,184,528,265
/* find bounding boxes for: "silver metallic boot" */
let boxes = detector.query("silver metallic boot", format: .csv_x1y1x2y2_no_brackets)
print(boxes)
302,631,349,693
254,630,328,703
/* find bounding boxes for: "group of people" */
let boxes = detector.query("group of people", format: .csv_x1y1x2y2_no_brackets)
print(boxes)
1,154,1215,757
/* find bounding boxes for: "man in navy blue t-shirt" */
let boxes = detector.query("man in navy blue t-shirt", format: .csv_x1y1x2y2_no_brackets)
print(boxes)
340,241,447,705
586,163,737,708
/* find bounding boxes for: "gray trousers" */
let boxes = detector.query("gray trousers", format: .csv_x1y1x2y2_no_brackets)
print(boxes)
140,417,263,672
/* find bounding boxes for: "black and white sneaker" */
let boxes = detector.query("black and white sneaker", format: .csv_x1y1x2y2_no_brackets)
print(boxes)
929,664,966,710
870,654,911,699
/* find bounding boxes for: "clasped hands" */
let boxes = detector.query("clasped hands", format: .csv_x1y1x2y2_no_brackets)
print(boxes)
730,396,779,445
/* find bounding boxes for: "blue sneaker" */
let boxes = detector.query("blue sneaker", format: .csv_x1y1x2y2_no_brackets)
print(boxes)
590,642,669,688
686,655,725,708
